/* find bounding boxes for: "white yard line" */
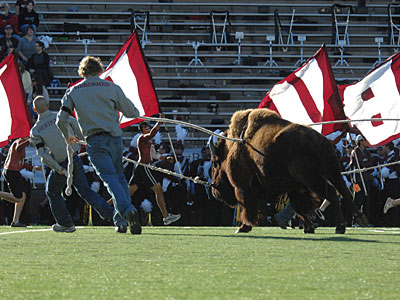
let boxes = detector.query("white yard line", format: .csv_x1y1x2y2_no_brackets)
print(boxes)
0,226,86,235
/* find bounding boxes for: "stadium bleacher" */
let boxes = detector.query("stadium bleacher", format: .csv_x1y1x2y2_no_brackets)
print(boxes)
27,0,399,148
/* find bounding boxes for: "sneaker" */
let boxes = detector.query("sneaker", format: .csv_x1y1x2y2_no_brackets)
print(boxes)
163,213,181,225
10,222,27,227
384,197,394,214
126,210,141,235
274,213,287,229
315,208,325,221
115,225,127,233
52,223,76,233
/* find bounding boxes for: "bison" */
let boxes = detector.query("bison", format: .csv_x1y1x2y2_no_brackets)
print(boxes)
209,108,353,234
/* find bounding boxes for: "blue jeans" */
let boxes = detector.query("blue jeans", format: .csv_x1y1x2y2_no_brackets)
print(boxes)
46,155,119,227
278,202,295,223
86,134,137,219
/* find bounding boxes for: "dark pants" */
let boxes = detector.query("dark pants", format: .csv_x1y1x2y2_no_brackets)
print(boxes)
46,155,114,227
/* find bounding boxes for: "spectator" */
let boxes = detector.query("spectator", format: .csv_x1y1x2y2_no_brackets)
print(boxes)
27,40,52,99
0,2,19,36
15,0,28,16
384,197,400,214
274,201,295,229
129,119,181,226
18,0,39,35
17,25,37,66
0,24,18,60
18,61,35,119
0,137,41,227
18,60,32,100
164,140,190,224
349,135,374,226
380,142,400,226
189,146,212,225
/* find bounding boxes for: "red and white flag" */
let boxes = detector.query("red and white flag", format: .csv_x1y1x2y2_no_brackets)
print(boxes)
258,45,347,135
338,53,400,147
0,53,31,147
100,31,160,128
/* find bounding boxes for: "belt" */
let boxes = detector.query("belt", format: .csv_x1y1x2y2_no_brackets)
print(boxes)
87,131,110,140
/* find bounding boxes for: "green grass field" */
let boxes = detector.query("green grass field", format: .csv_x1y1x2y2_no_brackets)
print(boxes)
1,226,399,299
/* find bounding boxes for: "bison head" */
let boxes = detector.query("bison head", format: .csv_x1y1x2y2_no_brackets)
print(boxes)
209,136,237,208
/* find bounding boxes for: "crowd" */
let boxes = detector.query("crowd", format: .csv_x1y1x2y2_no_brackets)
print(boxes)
0,0,51,122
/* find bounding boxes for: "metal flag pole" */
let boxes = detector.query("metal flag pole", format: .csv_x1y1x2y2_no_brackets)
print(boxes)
353,150,368,197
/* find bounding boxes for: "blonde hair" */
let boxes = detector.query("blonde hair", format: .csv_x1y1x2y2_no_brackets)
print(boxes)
33,96,49,114
78,56,104,78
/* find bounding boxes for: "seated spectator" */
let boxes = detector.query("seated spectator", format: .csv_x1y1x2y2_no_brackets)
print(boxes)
28,41,51,102
18,60,31,99
15,0,28,16
18,61,35,119
18,0,39,35
0,2,19,36
0,24,18,60
17,25,36,66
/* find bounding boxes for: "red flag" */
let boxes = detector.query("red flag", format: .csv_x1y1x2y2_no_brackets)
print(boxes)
258,45,347,135
100,31,160,128
0,53,31,147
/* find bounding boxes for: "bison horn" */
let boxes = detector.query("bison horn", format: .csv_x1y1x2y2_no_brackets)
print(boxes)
208,135,217,155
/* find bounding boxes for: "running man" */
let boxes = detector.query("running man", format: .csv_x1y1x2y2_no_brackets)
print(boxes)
31,96,125,233
56,56,141,234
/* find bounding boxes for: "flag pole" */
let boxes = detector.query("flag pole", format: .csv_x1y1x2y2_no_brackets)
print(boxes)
159,111,183,176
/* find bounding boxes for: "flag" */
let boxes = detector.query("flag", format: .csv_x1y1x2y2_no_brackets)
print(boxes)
0,53,31,147
100,31,160,128
258,45,347,135
338,53,400,147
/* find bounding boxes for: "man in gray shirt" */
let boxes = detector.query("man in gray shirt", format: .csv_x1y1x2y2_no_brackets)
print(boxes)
31,96,125,232
56,56,142,234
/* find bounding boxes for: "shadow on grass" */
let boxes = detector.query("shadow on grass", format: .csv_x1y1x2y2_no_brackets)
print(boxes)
145,231,398,244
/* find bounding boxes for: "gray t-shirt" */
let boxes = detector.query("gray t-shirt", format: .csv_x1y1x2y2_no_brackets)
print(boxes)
56,76,140,139
30,110,82,172
17,35,38,61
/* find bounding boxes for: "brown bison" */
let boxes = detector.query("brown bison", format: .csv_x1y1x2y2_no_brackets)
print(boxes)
209,108,353,234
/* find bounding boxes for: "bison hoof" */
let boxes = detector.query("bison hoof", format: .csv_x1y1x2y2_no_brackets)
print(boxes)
304,227,315,234
335,223,346,234
235,224,252,233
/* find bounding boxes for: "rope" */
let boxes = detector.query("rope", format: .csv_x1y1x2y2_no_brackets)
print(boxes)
123,156,210,186
140,116,244,143
65,140,87,196
65,143,74,196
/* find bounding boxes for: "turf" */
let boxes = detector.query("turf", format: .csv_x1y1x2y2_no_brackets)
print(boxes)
0,226,399,299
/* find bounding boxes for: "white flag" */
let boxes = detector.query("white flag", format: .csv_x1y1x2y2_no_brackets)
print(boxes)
258,45,347,135
339,53,400,146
